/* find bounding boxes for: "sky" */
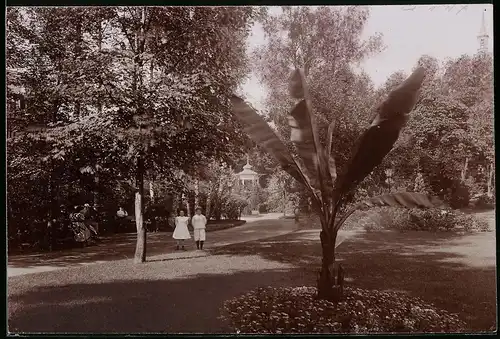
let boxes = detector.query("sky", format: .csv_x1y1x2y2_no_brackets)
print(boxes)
241,4,494,111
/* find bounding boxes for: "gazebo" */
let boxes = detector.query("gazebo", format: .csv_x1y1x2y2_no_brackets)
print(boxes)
236,156,259,187
236,155,260,215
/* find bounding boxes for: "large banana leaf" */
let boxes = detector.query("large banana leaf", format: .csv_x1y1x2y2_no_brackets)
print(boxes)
338,67,426,198
288,100,320,188
357,192,444,209
288,69,333,198
230,95,311,189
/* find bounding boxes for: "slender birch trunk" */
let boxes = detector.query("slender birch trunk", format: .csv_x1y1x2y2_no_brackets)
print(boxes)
134,155,146,263
194,179,199,208
149,181,155,204
461,157,469,182
487,162,494,198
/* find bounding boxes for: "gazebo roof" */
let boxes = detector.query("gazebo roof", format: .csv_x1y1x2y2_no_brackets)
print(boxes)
236,157,258,177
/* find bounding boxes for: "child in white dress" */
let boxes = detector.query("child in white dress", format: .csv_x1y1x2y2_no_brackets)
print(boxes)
173,209,191,250
191,207,207,250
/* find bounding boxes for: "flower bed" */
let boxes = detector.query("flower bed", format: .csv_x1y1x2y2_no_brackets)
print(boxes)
221,286,466,334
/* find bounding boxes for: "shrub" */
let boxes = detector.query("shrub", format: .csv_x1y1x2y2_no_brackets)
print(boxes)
474,194,495,210
223,194,248,220
448,181,471,209
386,208,489,233
342,208,408,232
343,209,387,232
221,286,466,334
466,216,490,232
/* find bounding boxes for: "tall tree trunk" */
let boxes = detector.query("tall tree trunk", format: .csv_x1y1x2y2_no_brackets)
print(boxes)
97,20,103,115
149,180,155,204
206,186,212,221
171,193,179,216
134,155,146,263
186,196,191,217
194,179,199,208
94,167,99,231
317,226,343,301
185,177,192,217
283,185,287,217
74,18,83,118
47,165,55,251
487,162,494,198
132,8,148,263
461,157,469,182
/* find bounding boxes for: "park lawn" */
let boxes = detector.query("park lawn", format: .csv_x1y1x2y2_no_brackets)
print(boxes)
212,228,497,332
7,252,309,333
8,224,496,333
338,230,496,332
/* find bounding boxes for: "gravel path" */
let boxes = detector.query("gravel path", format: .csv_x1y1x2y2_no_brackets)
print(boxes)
8,213,294,277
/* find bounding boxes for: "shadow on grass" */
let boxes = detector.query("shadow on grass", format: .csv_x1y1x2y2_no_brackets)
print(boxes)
211,230,497,332
8,269,311,334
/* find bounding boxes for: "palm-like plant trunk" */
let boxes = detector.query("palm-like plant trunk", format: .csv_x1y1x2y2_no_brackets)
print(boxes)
317,225,343,301
230,67,428,302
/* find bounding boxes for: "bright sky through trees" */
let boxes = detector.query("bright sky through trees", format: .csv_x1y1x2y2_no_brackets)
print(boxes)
242,4,493,111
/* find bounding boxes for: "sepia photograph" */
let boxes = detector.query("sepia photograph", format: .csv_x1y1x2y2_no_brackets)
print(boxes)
6,4,495,334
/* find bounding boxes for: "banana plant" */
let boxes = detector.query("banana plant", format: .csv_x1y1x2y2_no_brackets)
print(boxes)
230,66,444,301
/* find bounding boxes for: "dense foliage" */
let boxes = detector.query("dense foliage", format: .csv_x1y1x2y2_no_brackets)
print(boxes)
7,6,261,251
385,54,494,208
